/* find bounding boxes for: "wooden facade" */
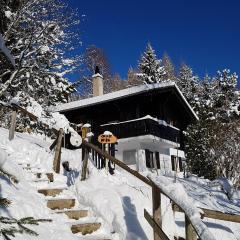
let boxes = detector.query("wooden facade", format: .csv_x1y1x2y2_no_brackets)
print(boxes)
60,85,196,149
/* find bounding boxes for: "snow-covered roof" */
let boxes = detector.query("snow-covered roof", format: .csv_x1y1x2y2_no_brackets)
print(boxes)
55,82,198,120
0,33,15,67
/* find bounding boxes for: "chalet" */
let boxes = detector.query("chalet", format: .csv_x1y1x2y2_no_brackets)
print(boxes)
55,70,198,173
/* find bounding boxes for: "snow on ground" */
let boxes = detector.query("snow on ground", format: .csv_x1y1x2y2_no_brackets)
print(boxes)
66,151,240,240
176,176,240,240
73,162,152,240
0,127,240,240
0,128,80,240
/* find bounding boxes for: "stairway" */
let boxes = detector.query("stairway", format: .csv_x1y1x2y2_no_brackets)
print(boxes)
21,163,112,239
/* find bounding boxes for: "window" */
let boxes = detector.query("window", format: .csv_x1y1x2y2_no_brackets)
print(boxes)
179,157,183,172
171,156,177,171
145,150,153,168
155,152,160,169
171,156,183,171
123,150,136,165
145,150,160,169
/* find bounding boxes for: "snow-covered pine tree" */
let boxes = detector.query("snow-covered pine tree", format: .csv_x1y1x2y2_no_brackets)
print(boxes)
184,74,217,179
209,118,240,184
185,69,240,183
138,43,166,84
0,0,81,109
176,63,200,105
185,117,217,180
211,69,238,121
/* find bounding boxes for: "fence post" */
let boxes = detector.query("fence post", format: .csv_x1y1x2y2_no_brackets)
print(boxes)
185,215,197,240
81,144,89,181
152,183,161,240
9,108,17,141
53,128,63,173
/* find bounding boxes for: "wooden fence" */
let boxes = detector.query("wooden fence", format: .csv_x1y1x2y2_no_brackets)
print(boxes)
0,102,63,173
81,140,240,240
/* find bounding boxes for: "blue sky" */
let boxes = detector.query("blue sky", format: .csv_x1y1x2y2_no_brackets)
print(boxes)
68,0,240,82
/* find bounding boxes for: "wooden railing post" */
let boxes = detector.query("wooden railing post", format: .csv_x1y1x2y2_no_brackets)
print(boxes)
81,144,89,181
53,128,63,173
152,182,161,240
185,215,197,240
144,209,170,240
9,108,17,141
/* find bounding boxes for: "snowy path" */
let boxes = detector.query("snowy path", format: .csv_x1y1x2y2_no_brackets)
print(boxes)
0,128,114,239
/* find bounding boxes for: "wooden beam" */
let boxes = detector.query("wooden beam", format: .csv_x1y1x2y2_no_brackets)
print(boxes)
49,136,58,151
81,145,89,181
53,128,63,173
9,109,17,140
172,204,240,223
144,209,170,240
185,215,197,240
148,178,205,240
11,103,58,134
82,140,151,186
152,183,161,240
11,103,38,121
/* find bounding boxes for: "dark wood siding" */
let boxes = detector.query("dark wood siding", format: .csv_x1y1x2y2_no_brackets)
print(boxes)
61,87,195,148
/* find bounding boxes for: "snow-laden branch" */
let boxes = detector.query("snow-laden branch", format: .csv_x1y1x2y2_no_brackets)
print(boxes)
0,70,19,97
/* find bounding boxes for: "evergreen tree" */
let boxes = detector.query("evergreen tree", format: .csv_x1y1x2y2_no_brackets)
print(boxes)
138,43,166,84
176,63,199,104
185,69,240,183
185,118,216,180
211,69,238,121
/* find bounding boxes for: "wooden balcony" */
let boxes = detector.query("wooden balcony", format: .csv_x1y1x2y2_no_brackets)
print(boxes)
100,118,181,144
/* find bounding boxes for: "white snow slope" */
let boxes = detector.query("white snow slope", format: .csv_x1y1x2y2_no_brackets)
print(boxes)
0,127,240,240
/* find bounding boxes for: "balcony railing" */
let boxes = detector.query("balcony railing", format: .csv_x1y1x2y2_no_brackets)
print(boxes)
100,118,181,143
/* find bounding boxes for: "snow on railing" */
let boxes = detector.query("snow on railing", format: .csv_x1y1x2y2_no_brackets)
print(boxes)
80,140,218,240
148,175,216,240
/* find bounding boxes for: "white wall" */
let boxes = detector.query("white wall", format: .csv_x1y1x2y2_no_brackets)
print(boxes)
115,135,178,172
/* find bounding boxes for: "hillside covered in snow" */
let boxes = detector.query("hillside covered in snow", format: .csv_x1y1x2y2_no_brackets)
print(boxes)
0,127,240,240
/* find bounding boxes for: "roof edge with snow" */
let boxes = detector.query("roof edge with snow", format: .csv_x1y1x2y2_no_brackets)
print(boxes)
55,81,198,121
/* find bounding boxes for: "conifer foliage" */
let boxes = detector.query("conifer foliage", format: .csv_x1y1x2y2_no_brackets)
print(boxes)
176,63,199,103
184,68,240,183
138,43,166,84
0,216,52,240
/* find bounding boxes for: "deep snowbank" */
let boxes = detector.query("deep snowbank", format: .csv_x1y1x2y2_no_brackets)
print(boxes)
0,128,78,240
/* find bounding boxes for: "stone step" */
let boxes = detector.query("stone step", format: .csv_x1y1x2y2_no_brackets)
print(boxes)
47,199,75,210
77,235,111,240
23,165,41,171
71,222,101,235
56,209,88,220
38,188,65,197
35,173,54,182
33,179,49,183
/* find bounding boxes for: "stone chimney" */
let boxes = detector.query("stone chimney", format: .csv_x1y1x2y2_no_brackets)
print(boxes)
92,66,103,97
